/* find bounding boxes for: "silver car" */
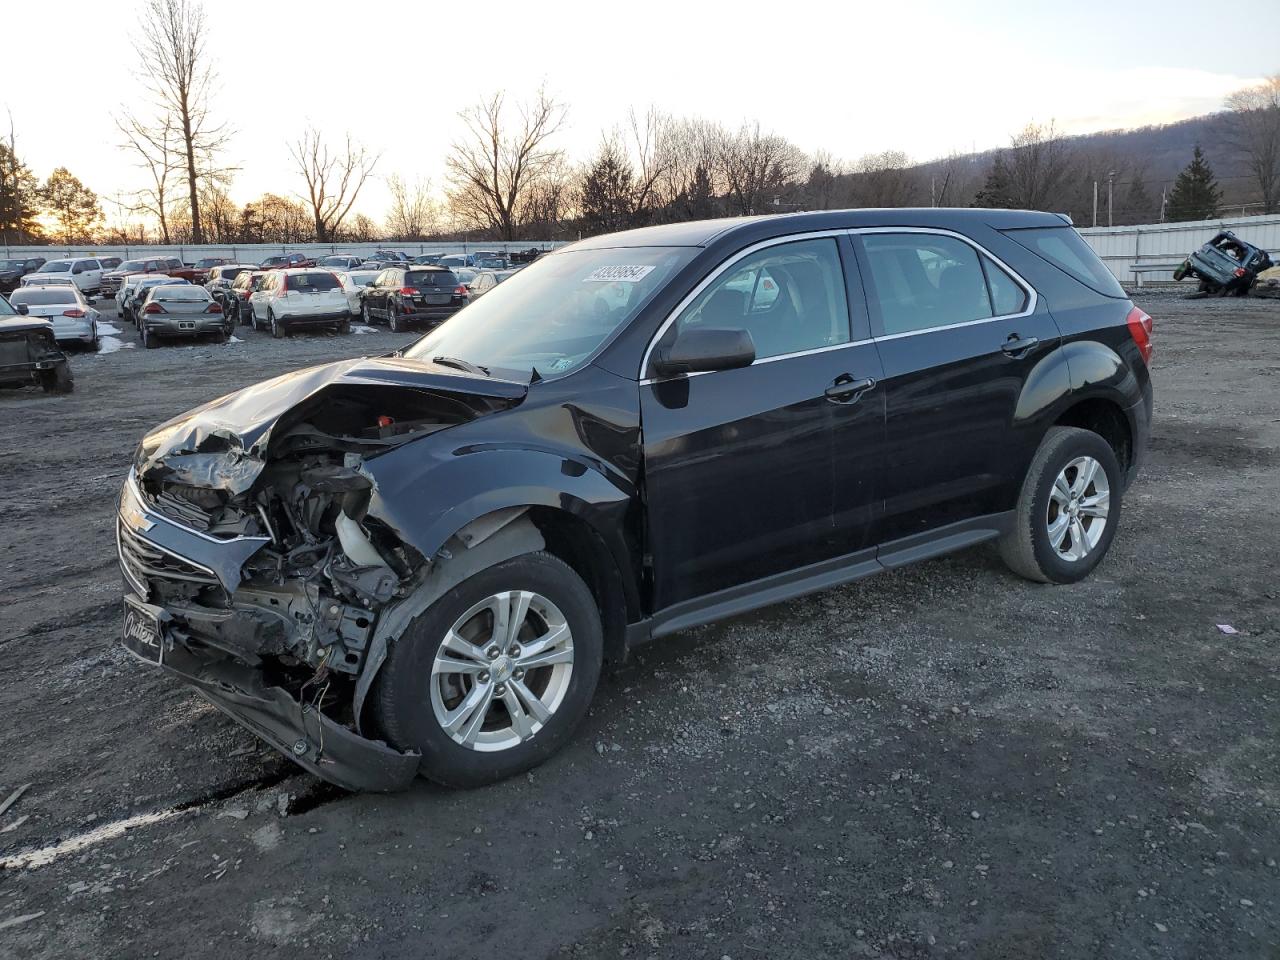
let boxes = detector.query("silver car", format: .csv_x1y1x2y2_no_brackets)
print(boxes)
137,284,230,348
8,285,101,350
123,276,186,325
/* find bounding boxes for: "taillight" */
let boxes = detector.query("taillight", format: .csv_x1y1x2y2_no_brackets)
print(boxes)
62,308,86,318
1233,267,1247,278
399,286,419,296
143,303,165,314
206,302,223,314
1126,306,1153,365
454,285,468,296
279,275,288,293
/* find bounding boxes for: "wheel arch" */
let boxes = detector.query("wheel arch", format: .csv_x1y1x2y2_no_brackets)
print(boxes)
1052,395,1134,473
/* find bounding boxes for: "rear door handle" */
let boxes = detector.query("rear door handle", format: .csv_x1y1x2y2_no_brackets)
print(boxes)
824,375,877,404
1001,334,1039,358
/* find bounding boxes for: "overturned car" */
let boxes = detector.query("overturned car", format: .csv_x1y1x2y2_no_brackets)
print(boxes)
1173,230,1274,296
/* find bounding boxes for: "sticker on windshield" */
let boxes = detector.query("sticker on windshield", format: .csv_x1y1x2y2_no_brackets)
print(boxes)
583,265,655,283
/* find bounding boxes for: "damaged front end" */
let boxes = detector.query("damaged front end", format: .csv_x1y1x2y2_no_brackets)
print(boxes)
118,356,530,791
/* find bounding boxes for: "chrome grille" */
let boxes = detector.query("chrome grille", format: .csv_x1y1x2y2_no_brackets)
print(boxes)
145,487,216,533
117,518,218,595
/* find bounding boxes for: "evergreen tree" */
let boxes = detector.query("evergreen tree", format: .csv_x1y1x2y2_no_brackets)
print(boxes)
1165,146,1222,221
578,140,635,235
971,152,1013,208
0,141,41,242
41,167,102,243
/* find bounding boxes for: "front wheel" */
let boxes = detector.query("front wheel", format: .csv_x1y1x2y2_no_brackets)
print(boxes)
39,362,74,393
998,426,1122,584
371,551,603,788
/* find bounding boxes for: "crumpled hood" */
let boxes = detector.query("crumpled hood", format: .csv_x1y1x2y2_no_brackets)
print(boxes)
135,355,529,494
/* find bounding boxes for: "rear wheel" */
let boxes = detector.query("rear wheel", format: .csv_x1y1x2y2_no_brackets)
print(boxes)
999,426,1122,584
39,362,74,393
389,305,403,333
89,336,101,352
142,324,158,349
269,310,285,339
361,302,372,327
338,317,351,335
371,551,603,788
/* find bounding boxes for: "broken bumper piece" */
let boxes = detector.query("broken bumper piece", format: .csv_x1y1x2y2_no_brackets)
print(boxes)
121,601,420,792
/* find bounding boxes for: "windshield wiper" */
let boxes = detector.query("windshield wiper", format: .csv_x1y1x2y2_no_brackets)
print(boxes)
432,355,490,376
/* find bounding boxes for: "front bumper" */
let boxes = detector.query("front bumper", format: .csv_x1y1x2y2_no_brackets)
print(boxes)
116,475,419,791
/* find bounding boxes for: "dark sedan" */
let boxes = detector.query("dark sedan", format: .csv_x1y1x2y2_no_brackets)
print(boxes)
0,257,46,293
359,266,468,331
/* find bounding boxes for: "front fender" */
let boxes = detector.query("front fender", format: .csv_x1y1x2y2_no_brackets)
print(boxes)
363,441,636,565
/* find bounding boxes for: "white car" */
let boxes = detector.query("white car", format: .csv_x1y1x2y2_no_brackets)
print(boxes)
8,284,101,350
20,274,77,289
248,269,351,338
335,270,380,316
466,269,516,299
118,274,177,321
29,257,104,296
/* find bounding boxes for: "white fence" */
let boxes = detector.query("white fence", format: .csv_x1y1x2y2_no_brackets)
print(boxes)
1078,213,1280,286
0,240,566,262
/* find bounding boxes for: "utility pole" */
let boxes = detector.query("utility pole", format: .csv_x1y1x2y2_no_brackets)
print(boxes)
1092,181,1098,227
1107,171,1115,227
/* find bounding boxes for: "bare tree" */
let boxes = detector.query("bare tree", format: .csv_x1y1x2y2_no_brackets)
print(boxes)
116,112,179,243
385,174,439,240
1224,75,1280,213
1003,122,1073,210
851,150,920,207
717,122,807,215
289,128,380,241
445,89,566,240
135,0,231,244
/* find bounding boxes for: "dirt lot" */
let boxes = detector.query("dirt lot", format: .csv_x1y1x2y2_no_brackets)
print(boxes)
0,292,1277,959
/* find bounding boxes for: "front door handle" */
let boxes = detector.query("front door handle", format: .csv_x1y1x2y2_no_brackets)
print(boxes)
1001,334,1039,358
825,374,877,404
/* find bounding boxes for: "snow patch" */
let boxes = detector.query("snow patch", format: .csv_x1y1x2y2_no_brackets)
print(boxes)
352,325,379,335
98,337,134,355
98,321,123,337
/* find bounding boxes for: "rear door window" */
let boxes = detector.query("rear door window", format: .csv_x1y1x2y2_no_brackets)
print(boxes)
1002,226,1124,298
860,234,993,335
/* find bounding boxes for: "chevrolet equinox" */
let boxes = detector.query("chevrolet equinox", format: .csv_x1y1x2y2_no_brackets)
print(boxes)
118,209,1153,791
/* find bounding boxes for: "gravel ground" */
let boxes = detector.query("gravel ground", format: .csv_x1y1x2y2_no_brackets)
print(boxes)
0,291,1277,959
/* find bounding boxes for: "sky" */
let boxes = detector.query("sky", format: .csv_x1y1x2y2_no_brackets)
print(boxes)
3,0,1274,232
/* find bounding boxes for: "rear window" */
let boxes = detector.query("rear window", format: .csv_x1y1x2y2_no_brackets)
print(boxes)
1002,226,1124,298
289,272,341,291
153,286,209,301
11,288,76,305
120,259,151,272
406,270,458,288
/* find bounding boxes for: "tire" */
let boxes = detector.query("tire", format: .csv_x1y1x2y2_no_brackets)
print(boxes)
361,302,372,327
142,324,158,349
371,551,603,788
39,362,74,393
239,303,252,326
998,426,1123,584
269,310,285,339
89,336,101,353
388,306,403,333
338,317,351,335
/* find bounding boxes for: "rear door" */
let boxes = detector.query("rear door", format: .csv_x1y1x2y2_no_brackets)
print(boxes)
852,229,1059,546
640,234,883,611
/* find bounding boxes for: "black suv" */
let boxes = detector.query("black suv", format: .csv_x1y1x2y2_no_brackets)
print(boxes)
360,265,468,330
118,209,1153,791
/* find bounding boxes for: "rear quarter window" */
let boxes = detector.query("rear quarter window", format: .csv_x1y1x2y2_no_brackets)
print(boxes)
1002,226,1125,298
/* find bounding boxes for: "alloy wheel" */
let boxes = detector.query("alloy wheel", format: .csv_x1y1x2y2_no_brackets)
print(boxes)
1046,456,1110,562
430,590,575,752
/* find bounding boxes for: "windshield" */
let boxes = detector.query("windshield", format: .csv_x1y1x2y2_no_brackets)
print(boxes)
0,259,23,269
119,259,150,272
0,295,14,316
11,288,76,305
38,261,71,273
403,246,693,377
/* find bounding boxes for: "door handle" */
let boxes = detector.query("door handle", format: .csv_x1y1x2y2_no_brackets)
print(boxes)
825,375,877,404
1001,334,1039,358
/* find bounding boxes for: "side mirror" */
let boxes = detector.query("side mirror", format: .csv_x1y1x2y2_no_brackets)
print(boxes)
16,303,29,315
652,327,756,377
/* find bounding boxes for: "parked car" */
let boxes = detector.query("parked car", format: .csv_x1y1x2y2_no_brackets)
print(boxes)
436,254,468,270
118,209,1153,792
451,267,478,287
475,257,509,270
359,266,467,331
205,264,257,300
248,269,351,337
335,269,380,316
30,257,104,296
225,270,270,325
123,276,189,325
1173,230,1274,296
20,275,77,289
7,285,101,350
372,249,411,262
97,256,122,270
0,294,72,393
260,252,315,270
412,254,444,265
100,257,167,298
317,255,366,271
137,284,229,348
465,268,517,299
0,256,47,292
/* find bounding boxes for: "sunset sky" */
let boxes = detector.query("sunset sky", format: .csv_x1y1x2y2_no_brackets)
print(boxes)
3,0,1273,227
